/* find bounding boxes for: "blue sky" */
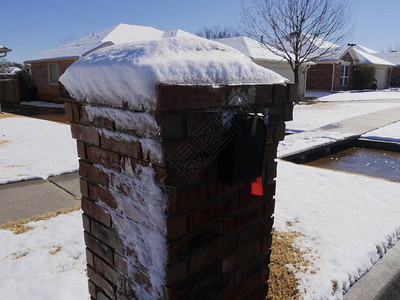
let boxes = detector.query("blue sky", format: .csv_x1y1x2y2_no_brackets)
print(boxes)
2,0,400,63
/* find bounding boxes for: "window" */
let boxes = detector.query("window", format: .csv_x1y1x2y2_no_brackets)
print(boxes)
340,63,350,86
48,63,59,85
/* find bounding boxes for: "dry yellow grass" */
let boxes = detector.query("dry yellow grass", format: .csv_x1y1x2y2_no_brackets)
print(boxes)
0,206,81,235
0,112,18,119
0,140,10,147
267,229,313,300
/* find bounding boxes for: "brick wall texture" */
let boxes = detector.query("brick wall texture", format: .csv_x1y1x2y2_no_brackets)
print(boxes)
307,52,355,91
31,60,74,102
63,83,295,299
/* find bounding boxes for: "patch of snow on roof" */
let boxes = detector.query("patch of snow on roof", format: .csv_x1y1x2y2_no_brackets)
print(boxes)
60,36,287,111
353,48,395,66
215,36,285,62
353,44,378,54
26,23,168,63
26,26,116,62
164,29,199,39
375,52,400,66
101,23,165,44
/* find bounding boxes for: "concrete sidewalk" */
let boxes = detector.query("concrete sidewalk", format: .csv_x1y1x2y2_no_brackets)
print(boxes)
0,172,81,224
318,106,400,135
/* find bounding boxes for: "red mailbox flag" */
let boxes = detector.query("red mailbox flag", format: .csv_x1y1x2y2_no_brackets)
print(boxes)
250,177,263,196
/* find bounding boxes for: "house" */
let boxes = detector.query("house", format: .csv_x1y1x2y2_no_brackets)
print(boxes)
306,44,395,91
0,45,11,57
25,23,180,102
374,51,400,87
215,36,314,97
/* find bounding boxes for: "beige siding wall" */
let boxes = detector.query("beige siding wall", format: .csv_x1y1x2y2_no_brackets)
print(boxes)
255,60,307,98
31,60,75,102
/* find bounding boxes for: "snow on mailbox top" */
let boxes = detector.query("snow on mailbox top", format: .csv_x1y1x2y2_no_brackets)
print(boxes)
60,36,287,111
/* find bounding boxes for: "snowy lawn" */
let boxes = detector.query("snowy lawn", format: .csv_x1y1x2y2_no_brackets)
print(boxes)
306,89,400,102
0,210,88,300
278,131,355,158
362,121,400,143
0,114,78,184
274,160,400,299
288,101,400,131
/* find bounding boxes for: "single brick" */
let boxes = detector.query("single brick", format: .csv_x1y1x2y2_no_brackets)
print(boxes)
82,213,91,233
84,232,114,265
114,253,128,276
86,248,94,267
86,145,121,172
79,160,109,187
89,183,118,210
71,103,81,121
81,197,111,227
77,141,87,159
91,219,124,253
100,133,142,159
88,280,97,298
80,178,89,198
65,102,73,121
70,123,100,146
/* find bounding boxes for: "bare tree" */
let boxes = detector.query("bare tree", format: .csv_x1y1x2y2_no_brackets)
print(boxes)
196,25,241,40
238,0,353,84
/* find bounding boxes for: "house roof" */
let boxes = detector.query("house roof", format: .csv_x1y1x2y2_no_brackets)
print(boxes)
374,52,400,66
351,47,395,66
312,44,394,66
25,23,166,63
215,36,285,62
352,44,378,54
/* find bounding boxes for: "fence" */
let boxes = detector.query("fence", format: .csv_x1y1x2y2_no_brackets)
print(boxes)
0,77,22,105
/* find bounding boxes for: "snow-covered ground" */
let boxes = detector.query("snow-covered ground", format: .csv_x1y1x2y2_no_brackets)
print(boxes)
0,115,78,184
275,160,400,299
0,211,88,300
362,121,400,143
306,89,400,102
278,131,355,158
287,101,400,131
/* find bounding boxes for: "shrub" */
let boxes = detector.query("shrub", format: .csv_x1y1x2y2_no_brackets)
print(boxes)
353,65,376,90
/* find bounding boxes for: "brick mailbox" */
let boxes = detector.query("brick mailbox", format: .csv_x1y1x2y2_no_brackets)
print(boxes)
61,82,295,300
59,36,295,300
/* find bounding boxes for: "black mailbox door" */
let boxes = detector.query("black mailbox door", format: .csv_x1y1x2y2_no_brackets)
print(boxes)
217,116,267,186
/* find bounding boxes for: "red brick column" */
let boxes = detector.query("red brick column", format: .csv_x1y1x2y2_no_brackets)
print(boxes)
62,82,295,299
